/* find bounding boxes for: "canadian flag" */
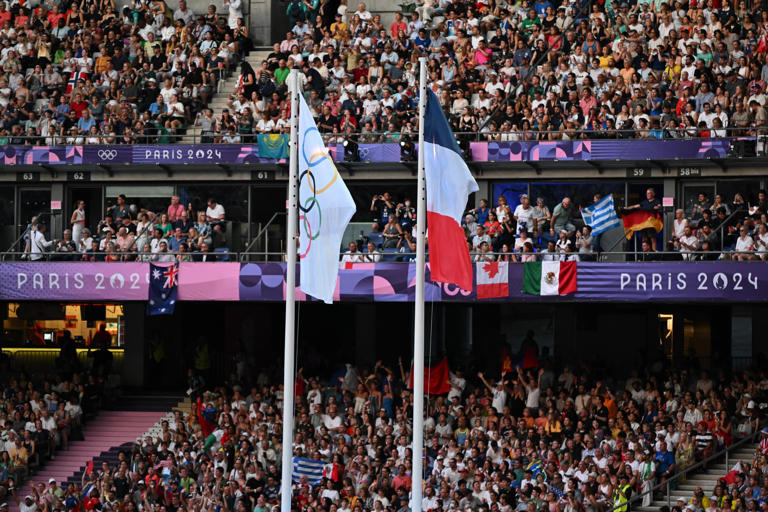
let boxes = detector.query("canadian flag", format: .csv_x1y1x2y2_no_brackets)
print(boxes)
477,261,509,299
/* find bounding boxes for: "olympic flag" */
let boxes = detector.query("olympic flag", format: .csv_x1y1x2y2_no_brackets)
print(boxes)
297,93,356,304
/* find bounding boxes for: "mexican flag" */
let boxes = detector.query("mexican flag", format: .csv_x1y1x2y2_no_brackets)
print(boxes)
522,261,577,295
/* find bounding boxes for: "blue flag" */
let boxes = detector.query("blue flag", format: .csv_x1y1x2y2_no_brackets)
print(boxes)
292,457,324,486
148,263,178,315
257,134,289,159
581,195,621,235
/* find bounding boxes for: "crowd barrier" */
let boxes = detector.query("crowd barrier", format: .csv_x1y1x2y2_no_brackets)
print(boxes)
0,261,766,302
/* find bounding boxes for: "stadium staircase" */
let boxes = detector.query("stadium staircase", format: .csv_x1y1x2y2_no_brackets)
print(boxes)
635,440,758,512
181,47,273,144
6,395,188,512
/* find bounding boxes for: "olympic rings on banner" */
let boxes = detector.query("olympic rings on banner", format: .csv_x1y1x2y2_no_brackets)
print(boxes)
298,169,316,214
301,197,321,241
298,214,311,259
301,127,339,194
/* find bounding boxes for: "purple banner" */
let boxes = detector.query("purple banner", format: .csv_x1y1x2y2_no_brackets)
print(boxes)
573,262,768,301
0,263,149,301
2,262,766,302
0,138,743,166
470,138,736,162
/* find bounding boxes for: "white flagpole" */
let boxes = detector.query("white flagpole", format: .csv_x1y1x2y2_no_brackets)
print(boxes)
412,56,428,512
280,69,300,512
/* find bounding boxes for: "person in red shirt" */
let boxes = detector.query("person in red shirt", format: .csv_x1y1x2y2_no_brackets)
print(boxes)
166,195,186,223
0,3,12,24
69,93,89,118
391,464,412,490
389,12,407,39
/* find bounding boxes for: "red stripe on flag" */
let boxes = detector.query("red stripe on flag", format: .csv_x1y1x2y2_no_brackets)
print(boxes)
427,211,473,291
558,261,578,295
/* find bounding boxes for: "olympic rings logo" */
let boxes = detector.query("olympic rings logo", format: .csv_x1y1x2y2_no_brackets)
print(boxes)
299,127,339,260
97,149,117,160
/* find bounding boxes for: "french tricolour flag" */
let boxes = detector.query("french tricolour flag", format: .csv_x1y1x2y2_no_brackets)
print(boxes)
424,90,479,291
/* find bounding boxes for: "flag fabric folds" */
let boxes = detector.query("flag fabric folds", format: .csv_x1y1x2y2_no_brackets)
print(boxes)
297,93,356,304
522,261,578,296
581,195,621,235
293,457,325,486
409,356,451,395
147,263,178,315
424,90,479,291
477,261,509,299
257,134,289,159
622,209,664,239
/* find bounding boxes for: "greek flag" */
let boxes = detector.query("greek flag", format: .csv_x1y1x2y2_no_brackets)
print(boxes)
581,195,621,235
292,457,324,486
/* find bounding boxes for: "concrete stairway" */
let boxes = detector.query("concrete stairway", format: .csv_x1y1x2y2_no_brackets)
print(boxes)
5,394,185,512
181,48,273,144
635,441,757,512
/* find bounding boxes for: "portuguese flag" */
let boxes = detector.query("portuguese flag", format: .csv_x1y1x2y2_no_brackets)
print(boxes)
522,261,577,296
622,209,663,239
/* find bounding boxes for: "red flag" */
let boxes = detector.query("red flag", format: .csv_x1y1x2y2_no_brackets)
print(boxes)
501,349,513,373
85,459,94,475
409,357,451,395
197,397,216,437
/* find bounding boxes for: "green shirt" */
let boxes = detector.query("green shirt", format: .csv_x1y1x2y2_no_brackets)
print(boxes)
274,67,290,84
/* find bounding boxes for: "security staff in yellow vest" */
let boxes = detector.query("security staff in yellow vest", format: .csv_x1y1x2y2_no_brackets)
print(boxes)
613,475,632,512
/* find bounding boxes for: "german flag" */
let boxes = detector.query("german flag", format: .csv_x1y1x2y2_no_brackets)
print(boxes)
622,209,663,239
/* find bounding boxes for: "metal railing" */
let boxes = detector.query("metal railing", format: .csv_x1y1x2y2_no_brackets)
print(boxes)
1,250,765,263
0,127,763,146
605,429,760,512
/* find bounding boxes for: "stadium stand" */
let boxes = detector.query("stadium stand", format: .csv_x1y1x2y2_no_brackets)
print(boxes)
3,0,768,144
3,350,765,512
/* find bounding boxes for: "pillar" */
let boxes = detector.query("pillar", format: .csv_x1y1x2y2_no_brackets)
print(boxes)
121,302,146,387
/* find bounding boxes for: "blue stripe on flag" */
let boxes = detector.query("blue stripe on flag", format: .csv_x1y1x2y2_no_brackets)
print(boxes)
581,195,621,236
292,457,324,486
424,90,462,155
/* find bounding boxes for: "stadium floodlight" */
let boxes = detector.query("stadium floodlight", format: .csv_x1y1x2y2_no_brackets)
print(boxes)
342,139,360,162
400,136,416,162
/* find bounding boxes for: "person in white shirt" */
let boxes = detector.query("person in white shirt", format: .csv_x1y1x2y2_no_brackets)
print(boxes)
734,227,756,261
206,198,226,222
363,242,381,262
28,224,54,261
340,242,363,266
678,226,699,261
513,194,534,232
673,209,688,239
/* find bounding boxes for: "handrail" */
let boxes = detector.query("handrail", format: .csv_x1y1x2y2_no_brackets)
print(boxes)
605,429,759,512
716,208,749,251
1,249,766,263
0,128,761,146
241,212,285,258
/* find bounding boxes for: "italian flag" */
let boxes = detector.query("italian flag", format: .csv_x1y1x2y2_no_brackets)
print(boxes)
522,261,578,295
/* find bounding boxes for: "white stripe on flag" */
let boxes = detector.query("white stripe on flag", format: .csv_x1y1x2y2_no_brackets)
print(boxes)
292,457,324,486
581,195,621,236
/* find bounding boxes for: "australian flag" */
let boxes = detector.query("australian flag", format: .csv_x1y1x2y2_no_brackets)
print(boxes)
148,263,178,315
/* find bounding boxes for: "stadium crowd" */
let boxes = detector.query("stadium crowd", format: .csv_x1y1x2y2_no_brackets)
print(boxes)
23,194,230,261
0,0,247,144
0,339,114,506
239,0,768,143
354,187,768,263
4,342,767,512
4,0,768,144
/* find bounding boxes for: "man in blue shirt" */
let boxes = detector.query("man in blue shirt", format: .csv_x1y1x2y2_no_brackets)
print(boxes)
167,228,187,252
654,442,676,485
77,109,96,134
